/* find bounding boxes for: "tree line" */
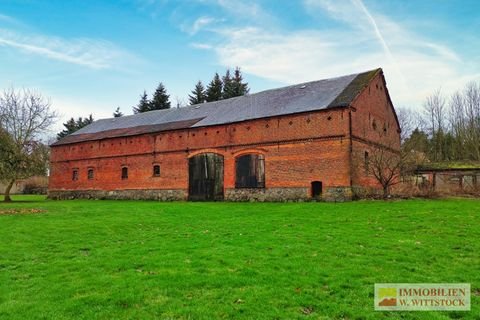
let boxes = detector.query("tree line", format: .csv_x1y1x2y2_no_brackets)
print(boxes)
131,67,249,114
57,115,94,139
188,67,249,105
400,80,480,162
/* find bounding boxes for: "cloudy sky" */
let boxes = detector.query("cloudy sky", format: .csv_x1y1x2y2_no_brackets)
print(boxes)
1,0,479,131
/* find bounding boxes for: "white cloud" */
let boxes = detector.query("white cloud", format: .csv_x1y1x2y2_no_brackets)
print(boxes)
0,28,136,70
177,0,275,36
191,42,213,50
181,16,220,35
192,0,478,109
215,0,273,23
192,16,216,34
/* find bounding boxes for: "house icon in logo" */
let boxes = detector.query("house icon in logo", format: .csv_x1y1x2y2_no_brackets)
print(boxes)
378,287,397,306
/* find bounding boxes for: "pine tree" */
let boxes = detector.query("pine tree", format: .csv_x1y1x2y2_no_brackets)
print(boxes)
113,107,123,118
57,118,77,139
150,82,171,110
133,91,151,114
403,128,429,154
222,69,235,99
231,67,249,97
57,114,94,139
206,73,223,102
189,81,207,105
79,114,94,127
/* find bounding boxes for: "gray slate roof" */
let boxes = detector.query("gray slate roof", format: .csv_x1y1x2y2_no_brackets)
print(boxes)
53,68,381,146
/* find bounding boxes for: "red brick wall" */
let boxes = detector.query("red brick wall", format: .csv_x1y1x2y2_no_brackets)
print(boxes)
350,72,401,188
49,72,400,198
49,109,351,194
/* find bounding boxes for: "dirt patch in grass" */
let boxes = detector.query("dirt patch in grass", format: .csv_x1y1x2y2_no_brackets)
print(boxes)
0,208,46,215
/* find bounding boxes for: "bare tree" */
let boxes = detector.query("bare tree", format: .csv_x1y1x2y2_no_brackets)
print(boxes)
444,82,480,161
423,89,447,161
448,91,466,157
462,82,480,160
396,107,421,143
0,88,57,202
174,95,187,109
357,146,416,198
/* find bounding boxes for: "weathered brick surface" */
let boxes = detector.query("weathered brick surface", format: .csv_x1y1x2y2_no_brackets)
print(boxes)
49,72,400,201
350,72,401,190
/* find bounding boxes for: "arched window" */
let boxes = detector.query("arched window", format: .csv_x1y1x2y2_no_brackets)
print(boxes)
87,168,94,180
153,165,160,177
72,169,79,181
121,167,128,180
235,154,265,188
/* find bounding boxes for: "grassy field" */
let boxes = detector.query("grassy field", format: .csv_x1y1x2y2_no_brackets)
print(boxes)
0,196,479,319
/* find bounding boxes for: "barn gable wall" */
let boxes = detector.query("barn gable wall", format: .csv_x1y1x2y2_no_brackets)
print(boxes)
350,72,401,193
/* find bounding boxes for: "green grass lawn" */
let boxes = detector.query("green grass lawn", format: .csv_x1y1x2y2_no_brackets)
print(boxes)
0,196,479,319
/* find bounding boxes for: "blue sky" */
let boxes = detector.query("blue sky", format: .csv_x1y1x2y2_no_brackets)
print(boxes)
1,0,479,132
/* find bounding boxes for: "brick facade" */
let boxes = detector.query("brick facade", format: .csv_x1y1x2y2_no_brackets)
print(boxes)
350,73,401,194
49,71,400,201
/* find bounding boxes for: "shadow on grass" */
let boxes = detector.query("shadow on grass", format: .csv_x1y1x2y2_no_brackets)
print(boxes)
0,201,47,204
0,195,47,204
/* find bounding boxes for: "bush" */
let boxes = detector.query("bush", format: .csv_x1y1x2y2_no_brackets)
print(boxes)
22,176,48,195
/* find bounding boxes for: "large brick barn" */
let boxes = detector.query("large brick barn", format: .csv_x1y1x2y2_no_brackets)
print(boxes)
49,68,400,201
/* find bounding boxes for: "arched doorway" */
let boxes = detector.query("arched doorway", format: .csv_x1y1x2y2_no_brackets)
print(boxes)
235,154,265,188
188,153,224,201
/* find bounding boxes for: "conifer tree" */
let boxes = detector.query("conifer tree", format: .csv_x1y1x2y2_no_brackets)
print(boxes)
80,114,94,127
150,82,171,110
189,81,207,105
57,114,94,139
133,90,151,114
222,69,235,99
205,73,223,102
113,107,123,118
231,67,249,97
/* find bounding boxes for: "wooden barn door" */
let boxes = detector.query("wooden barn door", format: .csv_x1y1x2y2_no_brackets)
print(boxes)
188,153,224,201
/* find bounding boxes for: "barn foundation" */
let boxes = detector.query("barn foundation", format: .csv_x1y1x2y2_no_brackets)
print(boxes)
48,187,353,202
48,189,187,201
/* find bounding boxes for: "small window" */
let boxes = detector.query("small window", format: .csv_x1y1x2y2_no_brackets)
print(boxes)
364,151,369,174
372,119,377,131
72,169,79,181
153,165,160,177
88,169,94,180
121,167,128,180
